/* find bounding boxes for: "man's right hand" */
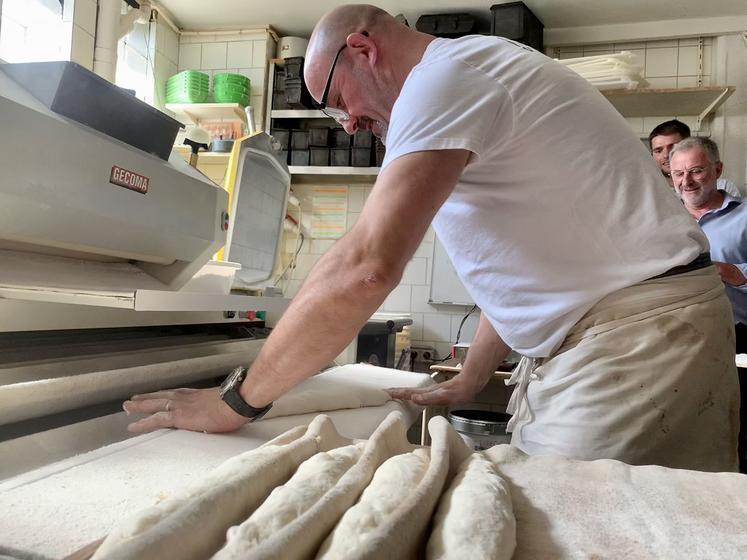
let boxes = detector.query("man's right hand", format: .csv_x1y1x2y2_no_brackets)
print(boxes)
387,373,481,406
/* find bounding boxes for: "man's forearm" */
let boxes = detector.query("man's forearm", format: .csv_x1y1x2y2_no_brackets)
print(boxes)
459,313,511,393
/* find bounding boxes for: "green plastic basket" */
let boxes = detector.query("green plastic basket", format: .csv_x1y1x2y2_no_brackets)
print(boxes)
213,72,250,86
166,70,209,104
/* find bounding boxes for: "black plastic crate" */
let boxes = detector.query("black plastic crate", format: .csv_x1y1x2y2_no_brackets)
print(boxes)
290,129,309,150
273,69,286,92
330,148,350,167
271,128,290,150
352,130,373,148
374,139,386,167
308,127,330,147
351,147,372,167
284,57,304,80
278,150,289,164
285,78,314,109
416,13,475,37
309,147,330,166
330,128,351,148
490,2,544,52
2,61,182,161
290,150,310,166
273,91,291,110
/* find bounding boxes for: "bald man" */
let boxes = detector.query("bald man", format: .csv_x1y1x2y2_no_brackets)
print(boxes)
126,5,738,472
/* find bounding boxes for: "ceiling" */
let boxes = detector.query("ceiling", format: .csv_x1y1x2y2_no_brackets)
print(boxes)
157,0,747,37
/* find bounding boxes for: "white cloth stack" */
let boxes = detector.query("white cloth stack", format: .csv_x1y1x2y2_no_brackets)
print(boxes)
557,51,648,90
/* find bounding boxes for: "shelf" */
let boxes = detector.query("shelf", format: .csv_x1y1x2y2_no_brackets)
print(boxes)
166,103,248,126
601,86,735,127
289,166,380,184
173,145,231,163
271,109,330,119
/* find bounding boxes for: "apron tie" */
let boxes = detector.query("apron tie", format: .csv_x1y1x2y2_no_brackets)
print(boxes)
505,356,542,433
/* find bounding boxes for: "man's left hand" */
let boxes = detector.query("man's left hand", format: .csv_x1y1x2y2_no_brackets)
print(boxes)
123,387,249,434
713,261,747,286
387,374,480,406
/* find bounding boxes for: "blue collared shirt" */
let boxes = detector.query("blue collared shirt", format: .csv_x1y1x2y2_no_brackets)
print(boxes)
698,191,747,325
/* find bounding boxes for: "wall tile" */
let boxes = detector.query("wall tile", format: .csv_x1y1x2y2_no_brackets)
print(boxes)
702,45,712,76
677,46,699,76
645,47,678,78
645,77,678,88
451,313,479,343
410,285,434,313
201,42,227,70
678,37,702,47
583,43,613,53
409,312,424,341
402,258,427,285
126,23,150,58
227,41,254,68
71,26,94,70
310,239,335,254
642,115,676,133
414,240,433,259
676,76,699,88
422,313,452,342
178,43,201,71
648,39,678,48
625,117,644,134
238,67,266,96
291,252,321,280
423,227,435,243
346,212,360,230
614,41,647,51
74,0,97,37
252,39,268,67
558,51,582,60
383,285,412,312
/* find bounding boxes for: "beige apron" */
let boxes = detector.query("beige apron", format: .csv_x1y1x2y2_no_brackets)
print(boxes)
506,266,740,472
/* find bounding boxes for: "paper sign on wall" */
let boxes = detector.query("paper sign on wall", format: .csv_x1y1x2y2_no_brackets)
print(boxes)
311,186,348,239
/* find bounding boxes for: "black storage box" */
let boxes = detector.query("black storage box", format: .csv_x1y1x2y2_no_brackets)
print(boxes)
330,128,351,148
284,57,304,80
308,127,330,147
351,147,372,167
330,148,350,166
271,128,290,150
290,129,309,150
278,150,289,164
490,2,544,52
273,69,286,92
416,13,475,37
309,147,330,166
273,91,291,110
353,130,373,148
290,150,310,166
285,77,314,109
2,61,182,161
374,138,386,167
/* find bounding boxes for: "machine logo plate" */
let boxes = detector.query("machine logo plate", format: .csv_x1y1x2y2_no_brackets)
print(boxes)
109,165,149,194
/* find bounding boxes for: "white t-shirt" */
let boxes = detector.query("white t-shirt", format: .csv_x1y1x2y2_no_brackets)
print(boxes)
382,36,708,357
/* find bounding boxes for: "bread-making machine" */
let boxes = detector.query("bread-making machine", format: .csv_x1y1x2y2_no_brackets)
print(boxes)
0,61,292,479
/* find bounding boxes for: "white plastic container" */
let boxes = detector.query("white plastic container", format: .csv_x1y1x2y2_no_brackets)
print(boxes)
276,36,309,59
182,260,240,294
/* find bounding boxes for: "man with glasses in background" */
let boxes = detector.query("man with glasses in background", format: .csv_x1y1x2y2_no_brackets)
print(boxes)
671,136,747,471
125,5,739,473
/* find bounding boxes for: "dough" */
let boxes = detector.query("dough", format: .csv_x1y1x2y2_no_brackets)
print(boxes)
92,416,348,560
213,443,364,559
230,411,414,560
426,452,516,560
316,448,432,558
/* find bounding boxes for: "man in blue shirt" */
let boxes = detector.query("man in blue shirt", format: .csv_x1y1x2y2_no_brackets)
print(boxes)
671,136,747,471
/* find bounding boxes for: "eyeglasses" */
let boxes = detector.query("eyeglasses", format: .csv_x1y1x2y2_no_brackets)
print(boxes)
314,43,351,123
671,166,708,181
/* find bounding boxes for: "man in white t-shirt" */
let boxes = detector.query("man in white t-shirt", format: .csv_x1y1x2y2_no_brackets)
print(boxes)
124,5,738,472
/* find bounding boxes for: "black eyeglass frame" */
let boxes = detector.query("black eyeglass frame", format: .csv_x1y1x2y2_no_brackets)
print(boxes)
315,43,348,114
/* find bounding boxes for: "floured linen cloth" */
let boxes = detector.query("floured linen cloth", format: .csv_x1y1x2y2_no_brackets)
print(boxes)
507,266,740,472
486,444,747,559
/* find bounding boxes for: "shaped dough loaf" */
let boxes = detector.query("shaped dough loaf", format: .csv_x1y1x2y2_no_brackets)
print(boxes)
92,416,348,560
316,448,431,558
426,452,516,560
214,443,365,559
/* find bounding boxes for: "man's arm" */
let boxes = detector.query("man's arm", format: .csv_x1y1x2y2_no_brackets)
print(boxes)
387,312,511,406
124,148,471,433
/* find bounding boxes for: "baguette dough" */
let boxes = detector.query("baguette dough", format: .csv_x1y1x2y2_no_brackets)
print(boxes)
316,448,431,559
92,416,348,560
426,452,516,560
214,443,365,559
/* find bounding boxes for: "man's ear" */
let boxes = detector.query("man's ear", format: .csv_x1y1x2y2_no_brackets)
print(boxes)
346,32,377,67
715,161,723,179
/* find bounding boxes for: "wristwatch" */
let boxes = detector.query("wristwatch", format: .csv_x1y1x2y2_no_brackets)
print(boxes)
219,366,273,421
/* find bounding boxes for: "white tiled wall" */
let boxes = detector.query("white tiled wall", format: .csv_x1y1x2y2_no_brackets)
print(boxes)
280,184,480,360
65,0,96,70
176,31,275,131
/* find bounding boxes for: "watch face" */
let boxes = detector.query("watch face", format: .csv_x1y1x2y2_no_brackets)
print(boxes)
220,366,245,397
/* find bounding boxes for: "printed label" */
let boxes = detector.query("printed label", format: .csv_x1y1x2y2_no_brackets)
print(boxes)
110,165,149,194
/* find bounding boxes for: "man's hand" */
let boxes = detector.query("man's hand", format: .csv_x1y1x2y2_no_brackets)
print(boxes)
387,374,481,406
713,261,747,286
123,388,249,434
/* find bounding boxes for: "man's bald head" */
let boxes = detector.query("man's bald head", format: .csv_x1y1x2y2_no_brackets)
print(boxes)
305,5,395,99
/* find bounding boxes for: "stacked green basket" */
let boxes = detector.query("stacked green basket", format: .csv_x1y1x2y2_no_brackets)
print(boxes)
213,73,250,106
165,70,209,103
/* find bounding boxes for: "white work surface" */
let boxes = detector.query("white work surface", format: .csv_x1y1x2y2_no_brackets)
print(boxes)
0,366,430,559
